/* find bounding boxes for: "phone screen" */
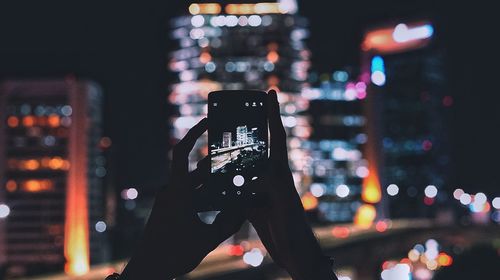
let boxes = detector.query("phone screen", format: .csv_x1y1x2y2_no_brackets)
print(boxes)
208,90,268,198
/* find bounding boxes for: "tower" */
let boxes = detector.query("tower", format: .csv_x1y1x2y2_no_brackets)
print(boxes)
0,80,109,277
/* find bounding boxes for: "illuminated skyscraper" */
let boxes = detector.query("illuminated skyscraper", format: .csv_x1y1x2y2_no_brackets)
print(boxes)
0,80,109,277
298,73,372,222
236,126,247,146
361,20,451,218
169,1,310,192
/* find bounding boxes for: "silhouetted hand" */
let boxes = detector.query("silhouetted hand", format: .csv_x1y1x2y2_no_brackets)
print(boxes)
248,90,338,280
121,118,245,279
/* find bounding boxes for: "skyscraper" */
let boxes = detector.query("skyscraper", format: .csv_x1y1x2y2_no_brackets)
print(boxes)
0,80,109,277
361,20,451,218
298,72,373,223
169,1,310,180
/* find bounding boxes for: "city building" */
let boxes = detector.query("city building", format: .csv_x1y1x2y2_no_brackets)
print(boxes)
168,0,311,182
298,72,373,223
360,20,451,218
0,80,109,277
236,126,248,146
222,132,232,148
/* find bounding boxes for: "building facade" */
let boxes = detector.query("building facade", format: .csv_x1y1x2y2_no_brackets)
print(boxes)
361,20,451,218
0,80,109,277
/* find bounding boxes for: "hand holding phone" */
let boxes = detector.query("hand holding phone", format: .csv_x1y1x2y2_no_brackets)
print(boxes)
195,90,268,211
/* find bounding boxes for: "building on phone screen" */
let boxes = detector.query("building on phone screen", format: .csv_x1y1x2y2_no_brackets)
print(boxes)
0,80,110,278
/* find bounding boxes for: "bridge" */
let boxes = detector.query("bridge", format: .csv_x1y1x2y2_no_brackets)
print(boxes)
21,220,500,280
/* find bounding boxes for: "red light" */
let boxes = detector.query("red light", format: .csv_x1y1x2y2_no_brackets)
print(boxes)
424,196,435,205
443,96,453,107
228,245,244,256
422,140,432,151
331,226,350,239
375,221,388,232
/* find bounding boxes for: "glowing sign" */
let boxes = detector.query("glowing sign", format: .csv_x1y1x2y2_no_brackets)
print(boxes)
362,22,434,54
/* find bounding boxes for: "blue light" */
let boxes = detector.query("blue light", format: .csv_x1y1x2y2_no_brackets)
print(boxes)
424,24,434,37
371,56,385,73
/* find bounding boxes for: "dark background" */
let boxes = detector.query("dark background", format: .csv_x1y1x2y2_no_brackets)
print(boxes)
1,1,498,196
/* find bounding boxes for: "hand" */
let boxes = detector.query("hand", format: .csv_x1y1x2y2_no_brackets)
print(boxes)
248,90,338,280
121,118,245,279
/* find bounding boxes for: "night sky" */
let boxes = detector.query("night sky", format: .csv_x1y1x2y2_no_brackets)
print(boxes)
1,1,499,196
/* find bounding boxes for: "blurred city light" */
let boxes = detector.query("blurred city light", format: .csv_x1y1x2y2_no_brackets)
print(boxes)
0,204,10,218
243,248,264,267
387,184,399,196
424,185,438,198
493,197,500,209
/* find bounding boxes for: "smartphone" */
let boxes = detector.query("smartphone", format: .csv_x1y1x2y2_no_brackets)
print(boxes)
205,90,268,209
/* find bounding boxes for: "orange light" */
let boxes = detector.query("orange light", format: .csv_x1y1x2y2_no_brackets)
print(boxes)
225,4,254,14
24,159,40,170
99,137,112,149
189,3,221,15
267,51,279,63
48,114,61,127
49,157,65,170
199,52,212,64
301,192,318,211
23,179,54,192
354,204,377,229
361,168,381,203
437,253,453,266
22,116,35,127
6,180,17,192
7,116,19,127
331,226,350,238
267,75,280,87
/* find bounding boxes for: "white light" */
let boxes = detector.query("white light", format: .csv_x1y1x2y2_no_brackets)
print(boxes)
338,277,351,280
393,23,434,43
371,71,386,86
238,16,248,26
310,183,325,198
336,184,350,198
233,175,244,187
248,15,262,26
424,185,438,198
493,197,500,209
225,15,238,27
278,0,298,14
95,221,107,233
474,192,487,204
453,188,464,200
381,263,411,280
191,15,205,27
460,193,472,205
344,88,357,101
189,28,205,40
243,248,264,267
355,166,369,178
0,204,10,218
387,184,399,196
126,188,138,200
283,116,297,128
174,116,198,129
